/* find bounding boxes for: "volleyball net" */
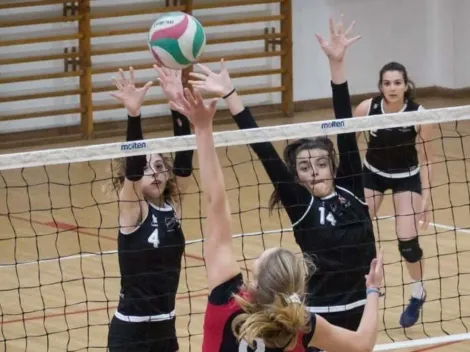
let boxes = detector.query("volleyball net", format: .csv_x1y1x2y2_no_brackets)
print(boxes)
2,104,470,351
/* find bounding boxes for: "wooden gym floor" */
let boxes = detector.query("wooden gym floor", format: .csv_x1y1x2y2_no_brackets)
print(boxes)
1,96,470,351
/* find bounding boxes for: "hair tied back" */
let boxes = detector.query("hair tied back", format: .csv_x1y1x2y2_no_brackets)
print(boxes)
287,293,301,304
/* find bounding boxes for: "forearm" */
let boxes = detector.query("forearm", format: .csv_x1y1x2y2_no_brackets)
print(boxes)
195,126,226,205
355,292,380,350
171,110,193,177
224,90,245,116
420,164,432,200
125,115,146,181
329,60,346,85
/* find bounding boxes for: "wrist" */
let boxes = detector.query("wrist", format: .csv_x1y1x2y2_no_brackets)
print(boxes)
127,110,141,118
194,124,213,135
366,287,383,297
222,87,235,98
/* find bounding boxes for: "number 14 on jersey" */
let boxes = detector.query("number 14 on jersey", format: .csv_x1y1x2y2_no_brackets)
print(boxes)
319,206,336,226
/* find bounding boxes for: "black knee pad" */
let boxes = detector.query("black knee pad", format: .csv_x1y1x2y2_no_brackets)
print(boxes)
398,237,423,263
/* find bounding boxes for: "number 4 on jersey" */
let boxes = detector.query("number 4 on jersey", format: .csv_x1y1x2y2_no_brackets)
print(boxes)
319,206,336,226
148,228,160,248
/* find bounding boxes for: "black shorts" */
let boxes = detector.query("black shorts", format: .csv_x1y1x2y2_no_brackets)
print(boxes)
362,165,421,195
307,306,364,352
108,315,179,352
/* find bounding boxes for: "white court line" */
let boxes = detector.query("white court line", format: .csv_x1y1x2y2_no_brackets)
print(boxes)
377,215,470,234
1,217,468,269
373,332,470,351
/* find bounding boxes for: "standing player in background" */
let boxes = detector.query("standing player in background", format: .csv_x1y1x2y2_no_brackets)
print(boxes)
106,66,193,351
355,62,433,327
169,83,384,352
187,16,378,351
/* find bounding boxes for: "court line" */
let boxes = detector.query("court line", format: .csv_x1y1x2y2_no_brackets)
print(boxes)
377,215,470,234
2,215,206,264
373,333,470,351
411,340,462,352
1,291,208,325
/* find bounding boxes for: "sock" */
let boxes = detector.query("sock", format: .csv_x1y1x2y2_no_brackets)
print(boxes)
411,280,425,300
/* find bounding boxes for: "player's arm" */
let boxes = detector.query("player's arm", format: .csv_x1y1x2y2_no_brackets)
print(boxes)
154,65,194,200
170,88,241,292
171,109,193,197
316,17,365,201
188,61,312,223
354,98,372,140
309,250,383,352
110,67,153,233
417,119,434,229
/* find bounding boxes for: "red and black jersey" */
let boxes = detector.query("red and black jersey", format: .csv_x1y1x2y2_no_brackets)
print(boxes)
202,274,316,352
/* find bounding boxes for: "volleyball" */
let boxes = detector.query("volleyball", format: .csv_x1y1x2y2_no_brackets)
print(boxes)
147,12,206,69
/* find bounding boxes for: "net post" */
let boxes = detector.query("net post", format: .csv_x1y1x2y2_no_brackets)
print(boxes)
78,0,93,139
280,0,293,116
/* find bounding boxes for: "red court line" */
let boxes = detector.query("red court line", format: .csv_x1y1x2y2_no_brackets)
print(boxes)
7,215,254,270
2,291,208,325
8,215,205,262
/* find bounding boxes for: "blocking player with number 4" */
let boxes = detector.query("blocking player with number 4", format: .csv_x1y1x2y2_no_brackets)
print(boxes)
106,65,193,352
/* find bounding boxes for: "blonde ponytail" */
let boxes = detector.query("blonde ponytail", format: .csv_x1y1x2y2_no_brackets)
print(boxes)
231,248,314,349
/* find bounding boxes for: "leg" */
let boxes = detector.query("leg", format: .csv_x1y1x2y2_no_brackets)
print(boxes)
365,187,384,220
392,175,426,327
393,191,425,282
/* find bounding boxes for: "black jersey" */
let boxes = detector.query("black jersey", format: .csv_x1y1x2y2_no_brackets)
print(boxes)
116,202,185,322
232,82,376,312
202,274,316,352
364,96,422,177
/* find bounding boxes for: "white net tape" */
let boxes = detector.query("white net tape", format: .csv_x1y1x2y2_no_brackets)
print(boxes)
1,104,470,170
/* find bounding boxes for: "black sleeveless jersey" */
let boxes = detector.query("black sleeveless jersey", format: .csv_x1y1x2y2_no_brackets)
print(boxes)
292,186,375,309
231,82,377,313
116,202,185,320
365,96,422,175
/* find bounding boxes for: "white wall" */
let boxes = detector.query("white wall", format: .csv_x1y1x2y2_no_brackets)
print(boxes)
0,0,469,134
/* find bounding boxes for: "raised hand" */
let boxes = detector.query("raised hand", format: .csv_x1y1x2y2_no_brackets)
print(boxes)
315,15,361,62
170,88,218,130
110,67,153,117
153,64,183,102
188,59,234,97
365,249,384,289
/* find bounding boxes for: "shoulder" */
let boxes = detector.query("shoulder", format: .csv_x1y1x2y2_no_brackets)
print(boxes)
406,99,423,111
354,97,374,117
335,186,368,207
208,273,244,306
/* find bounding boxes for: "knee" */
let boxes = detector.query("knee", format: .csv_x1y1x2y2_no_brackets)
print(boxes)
398,237,423,263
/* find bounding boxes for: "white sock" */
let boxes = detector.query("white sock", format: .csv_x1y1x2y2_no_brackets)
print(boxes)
411,280,425,299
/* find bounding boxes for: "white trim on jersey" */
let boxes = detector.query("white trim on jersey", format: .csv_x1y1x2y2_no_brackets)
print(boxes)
363,160,420,179
114,309,176,323
291,196,314,227
335,186,368,206
148,201,174,212
307,298,366,313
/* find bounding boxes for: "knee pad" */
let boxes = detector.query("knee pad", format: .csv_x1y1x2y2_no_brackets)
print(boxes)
398,237,423,263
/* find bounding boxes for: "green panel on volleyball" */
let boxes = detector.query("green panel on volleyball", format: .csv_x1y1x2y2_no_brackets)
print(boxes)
192,22,206,58
150,38,191,66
